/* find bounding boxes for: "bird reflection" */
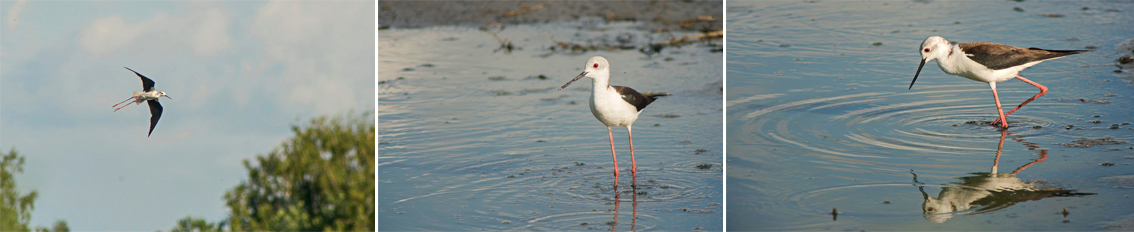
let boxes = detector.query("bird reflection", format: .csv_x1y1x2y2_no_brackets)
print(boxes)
914,130,1095,223
610,178,638,231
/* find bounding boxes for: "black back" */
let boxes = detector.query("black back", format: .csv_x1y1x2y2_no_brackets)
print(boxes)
147,100,163,137
124,67,156,91
959,42,1090,70
612,85,661,112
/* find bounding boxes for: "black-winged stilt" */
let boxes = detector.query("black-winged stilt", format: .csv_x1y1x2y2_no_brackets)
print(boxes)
910,36,1090,129
559,56,663,185
112,67,171,137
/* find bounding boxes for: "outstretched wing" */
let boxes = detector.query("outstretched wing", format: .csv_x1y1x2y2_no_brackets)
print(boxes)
147,100,163,137
124,67,157,92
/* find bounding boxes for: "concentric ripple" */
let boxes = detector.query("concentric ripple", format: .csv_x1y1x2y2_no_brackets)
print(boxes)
732,84,1080,175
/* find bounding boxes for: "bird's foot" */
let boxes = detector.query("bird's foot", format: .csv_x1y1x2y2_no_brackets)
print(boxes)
989,119,1009,128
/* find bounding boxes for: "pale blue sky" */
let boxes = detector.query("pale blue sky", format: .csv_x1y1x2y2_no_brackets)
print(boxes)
1,0,374,230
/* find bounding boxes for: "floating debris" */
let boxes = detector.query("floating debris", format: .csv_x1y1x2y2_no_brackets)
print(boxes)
1059,137,1128,148
1118,56,1133,64
696,163,713,170
482,23,516,53
501,3,544,17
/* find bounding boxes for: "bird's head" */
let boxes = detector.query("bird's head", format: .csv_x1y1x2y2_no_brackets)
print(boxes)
919,36,951,62
159,91,171,99
557,56,612,90
910,36,952,90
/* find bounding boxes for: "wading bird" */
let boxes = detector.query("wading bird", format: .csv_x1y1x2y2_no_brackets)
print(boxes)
910,36,1089,129
558,56,664,185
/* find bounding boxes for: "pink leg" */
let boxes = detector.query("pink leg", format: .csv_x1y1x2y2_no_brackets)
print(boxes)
114,101,136,112
611,187,620,232
991,130,1006,173
114,99,142,112
991,75,1047,126
607,127,619,184
627,126,637,176
112,97,136,109
989,84,1009,128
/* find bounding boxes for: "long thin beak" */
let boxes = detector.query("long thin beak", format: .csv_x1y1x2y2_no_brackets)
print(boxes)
164,95,172,99
557,71,587,90
909,58,927,90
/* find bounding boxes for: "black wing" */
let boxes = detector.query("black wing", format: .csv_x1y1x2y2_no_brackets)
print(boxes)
124,67,156,91
611,86,661,112
959,42,1090,70
147,100,163,137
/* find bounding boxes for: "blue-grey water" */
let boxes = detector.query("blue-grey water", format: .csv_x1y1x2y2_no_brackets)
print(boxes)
727,0,1134,230
379,21,723,230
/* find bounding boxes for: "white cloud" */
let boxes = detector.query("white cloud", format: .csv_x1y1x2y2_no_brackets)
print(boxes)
78,3,232,57
5,0,28,32
249,1,374,113
79,15,148,56
192,7,232,56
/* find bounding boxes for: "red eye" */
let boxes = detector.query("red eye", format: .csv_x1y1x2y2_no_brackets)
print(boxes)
923,48,930,52
593,63,598,68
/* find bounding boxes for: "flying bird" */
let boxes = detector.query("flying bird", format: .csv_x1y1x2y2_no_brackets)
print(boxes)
112,67,171,137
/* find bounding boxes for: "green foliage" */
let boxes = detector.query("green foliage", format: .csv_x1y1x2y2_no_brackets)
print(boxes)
1,148,37,232
34,220,69,232
170,216,219,232
2,149,66,232
223,112,375,231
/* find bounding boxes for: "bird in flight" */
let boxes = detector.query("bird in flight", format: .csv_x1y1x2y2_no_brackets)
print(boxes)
113,67,171,137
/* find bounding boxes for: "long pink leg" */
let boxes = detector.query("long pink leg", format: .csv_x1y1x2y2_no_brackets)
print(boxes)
989,83,1009,128
1012,150,1048,174
114,99,141,112
114,100,138,112
627,126,637,176
607,127,619,185
112,97,136,109
991,130,1006,173
991,75,1047,126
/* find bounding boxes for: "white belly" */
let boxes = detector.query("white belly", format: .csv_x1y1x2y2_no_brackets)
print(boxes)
589,87,640,128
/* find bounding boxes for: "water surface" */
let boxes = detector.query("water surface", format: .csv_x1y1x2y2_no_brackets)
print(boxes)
727,1,1134,230
379,21,723,230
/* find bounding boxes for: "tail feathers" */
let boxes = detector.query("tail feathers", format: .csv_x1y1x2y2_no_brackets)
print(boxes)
1028,47,1092,55
132,92,145,105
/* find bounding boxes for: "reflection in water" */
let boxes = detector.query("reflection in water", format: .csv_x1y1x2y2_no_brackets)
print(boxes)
610,179,639,231
915,131,1096,223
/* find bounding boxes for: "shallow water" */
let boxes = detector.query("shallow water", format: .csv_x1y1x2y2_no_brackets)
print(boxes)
727,0,1134,230
379,21,723,230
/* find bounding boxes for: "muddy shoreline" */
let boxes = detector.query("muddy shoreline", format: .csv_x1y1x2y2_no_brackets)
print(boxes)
379,0,722,32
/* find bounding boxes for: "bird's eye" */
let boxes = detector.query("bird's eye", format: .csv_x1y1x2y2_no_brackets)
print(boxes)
593,63,599,68
923,48,931,52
